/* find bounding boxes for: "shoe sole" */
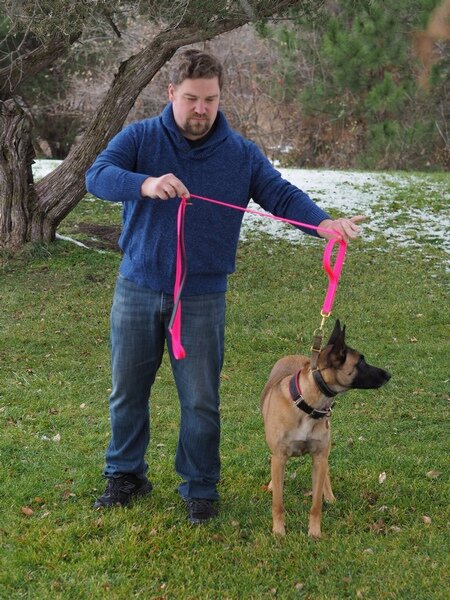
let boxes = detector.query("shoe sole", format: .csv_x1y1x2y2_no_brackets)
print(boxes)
188,515,216,525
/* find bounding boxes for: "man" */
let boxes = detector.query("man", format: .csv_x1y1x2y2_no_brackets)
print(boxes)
86,49,363,524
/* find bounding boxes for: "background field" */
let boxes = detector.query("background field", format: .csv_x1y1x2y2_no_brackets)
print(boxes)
0,169,448,599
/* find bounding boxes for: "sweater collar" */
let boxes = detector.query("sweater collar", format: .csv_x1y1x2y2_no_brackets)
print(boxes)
161,103,230,154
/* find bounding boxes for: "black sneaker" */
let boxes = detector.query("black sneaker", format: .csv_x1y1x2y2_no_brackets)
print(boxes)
93,474,152,509
185,498,218,525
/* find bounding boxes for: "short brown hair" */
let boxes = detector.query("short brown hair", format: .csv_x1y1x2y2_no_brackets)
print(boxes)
170,49,224,89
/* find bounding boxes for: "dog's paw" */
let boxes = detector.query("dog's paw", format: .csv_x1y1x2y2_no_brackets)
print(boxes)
272,524,286,536
308,525,322,539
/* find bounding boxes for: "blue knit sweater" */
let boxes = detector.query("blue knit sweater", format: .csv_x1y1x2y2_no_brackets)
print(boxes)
86,103,330,295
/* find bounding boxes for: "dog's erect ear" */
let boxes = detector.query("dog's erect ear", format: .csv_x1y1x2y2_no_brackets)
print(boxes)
327,319,345,346
326,320,347,365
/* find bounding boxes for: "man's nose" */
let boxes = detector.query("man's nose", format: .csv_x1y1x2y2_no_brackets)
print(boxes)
194,100,206,114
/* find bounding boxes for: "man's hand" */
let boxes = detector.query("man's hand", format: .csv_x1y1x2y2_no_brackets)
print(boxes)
318,216,366,242
141,174,190,200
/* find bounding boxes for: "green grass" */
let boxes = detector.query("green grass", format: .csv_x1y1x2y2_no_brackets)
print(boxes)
1,173,449,599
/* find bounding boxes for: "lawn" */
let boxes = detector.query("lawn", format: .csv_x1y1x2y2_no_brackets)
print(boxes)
0,170,448,599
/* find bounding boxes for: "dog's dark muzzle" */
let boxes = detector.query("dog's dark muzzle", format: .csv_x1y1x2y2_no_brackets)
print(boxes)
352,357,391,390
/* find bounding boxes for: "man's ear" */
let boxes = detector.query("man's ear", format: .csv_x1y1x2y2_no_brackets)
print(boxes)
168,83,175,101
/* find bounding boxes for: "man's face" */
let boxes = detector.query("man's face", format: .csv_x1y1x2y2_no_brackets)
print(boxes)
168,77,221,140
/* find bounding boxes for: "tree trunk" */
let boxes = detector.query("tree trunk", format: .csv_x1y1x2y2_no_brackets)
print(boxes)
0,98,38,249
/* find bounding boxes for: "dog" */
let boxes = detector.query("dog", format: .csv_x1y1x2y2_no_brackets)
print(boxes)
260,320,390,538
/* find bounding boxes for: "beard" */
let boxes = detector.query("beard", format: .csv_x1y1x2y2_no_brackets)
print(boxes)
182,115,211,139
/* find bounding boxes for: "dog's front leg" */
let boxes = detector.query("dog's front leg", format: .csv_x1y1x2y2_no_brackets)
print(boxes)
323,463,336,504
271,454,287,536
308,451,328,538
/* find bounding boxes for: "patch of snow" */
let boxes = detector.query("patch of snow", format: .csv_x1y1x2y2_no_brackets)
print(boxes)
55,233,105,254
33,160,449,254
242,169,449,254
32,160,63,181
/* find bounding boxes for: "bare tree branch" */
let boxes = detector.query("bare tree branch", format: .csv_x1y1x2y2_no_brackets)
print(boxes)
0,31,81,99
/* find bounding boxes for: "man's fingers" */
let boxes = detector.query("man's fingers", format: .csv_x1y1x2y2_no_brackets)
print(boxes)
141,174,190,200
350,215,366,225
163,174,190,199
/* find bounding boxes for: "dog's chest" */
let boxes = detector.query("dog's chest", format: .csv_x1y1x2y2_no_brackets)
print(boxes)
284,418,329,456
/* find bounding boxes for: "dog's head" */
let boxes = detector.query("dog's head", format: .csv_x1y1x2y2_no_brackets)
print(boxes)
317,320,391,392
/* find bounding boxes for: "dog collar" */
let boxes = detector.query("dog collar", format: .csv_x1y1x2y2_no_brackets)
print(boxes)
312,369,338,398
289,372,333,419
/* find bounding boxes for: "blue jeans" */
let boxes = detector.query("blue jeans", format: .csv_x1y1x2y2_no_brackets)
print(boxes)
104,275,225,500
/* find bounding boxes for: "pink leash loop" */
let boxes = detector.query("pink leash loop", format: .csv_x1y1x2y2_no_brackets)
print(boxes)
168,196,187,359
321,238,347,316
169,192,347,360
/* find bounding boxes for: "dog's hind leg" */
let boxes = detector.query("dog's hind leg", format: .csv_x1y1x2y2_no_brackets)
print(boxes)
270,454,288,536
308,450,329,538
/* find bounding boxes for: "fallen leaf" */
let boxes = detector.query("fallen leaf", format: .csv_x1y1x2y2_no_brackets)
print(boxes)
426,470,442,479
409,337,418,343
21,506,33,516
370,519,386,534
52,433,61,442
362,490,379,505
378,472,387,484
422,515,432,525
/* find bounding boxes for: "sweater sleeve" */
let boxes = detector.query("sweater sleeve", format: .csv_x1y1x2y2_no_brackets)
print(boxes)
85,124,150,203
248,142,330,237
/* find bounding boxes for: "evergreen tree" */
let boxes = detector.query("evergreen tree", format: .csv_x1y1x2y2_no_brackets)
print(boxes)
261,0,449,169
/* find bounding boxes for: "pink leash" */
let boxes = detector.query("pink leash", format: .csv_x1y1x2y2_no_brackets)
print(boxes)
321,237,347,316
169,194,347,359
168,196,188,359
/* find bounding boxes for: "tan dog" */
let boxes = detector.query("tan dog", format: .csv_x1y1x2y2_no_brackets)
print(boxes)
260,320,390,538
